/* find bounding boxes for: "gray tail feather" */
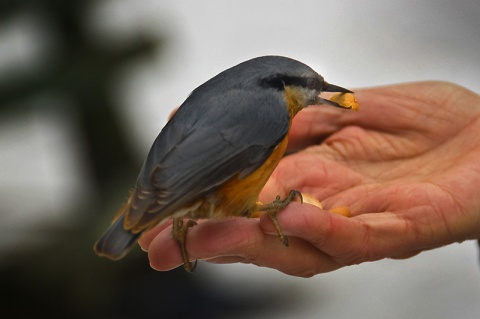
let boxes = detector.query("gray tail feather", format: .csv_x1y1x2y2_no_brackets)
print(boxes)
94,215,141,260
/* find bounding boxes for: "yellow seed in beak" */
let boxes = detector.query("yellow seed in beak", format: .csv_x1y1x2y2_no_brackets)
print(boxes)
329,93,359,111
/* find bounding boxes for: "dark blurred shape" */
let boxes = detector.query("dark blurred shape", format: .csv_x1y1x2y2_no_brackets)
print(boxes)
0,0,148,193
0,1,285,317
0,1,276,318
0,221,282,318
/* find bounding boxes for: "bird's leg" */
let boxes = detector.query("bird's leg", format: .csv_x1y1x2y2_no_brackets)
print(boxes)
256,190,303,247
172,218,198,272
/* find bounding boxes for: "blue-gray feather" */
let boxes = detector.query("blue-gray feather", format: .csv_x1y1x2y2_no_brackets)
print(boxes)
95,56,321,259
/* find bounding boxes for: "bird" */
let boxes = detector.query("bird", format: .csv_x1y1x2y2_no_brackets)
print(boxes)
94,55,356,272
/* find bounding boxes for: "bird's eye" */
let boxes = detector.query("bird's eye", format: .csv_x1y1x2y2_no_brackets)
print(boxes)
306,77,321,90
260,76,284,90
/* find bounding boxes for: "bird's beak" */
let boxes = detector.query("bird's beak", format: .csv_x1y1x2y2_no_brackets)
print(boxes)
322,82,353,94
314,82,354,109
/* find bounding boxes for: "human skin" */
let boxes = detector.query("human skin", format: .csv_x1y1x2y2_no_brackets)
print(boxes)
138,81,480,277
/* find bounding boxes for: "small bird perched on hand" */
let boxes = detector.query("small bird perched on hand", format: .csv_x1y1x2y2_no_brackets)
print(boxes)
94,55,358,272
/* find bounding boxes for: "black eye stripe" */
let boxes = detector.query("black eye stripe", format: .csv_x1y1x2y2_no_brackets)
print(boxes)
259,75,323,91
259,76,285,90
306,77,322,90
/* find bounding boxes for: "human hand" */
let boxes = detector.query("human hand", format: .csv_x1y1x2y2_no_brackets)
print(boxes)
138,81,480,277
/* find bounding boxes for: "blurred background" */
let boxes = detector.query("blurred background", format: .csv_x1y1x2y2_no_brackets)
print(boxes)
1,0,480,318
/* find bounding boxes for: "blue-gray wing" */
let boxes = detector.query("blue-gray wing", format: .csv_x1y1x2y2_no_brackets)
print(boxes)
125,89,290,230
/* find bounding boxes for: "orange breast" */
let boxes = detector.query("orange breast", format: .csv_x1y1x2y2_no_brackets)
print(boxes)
203,88,304,219
211,135,289,218
178,88,305,220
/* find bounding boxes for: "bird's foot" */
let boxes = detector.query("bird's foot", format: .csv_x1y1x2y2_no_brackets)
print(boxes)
257,190,303,246
172,218,198,272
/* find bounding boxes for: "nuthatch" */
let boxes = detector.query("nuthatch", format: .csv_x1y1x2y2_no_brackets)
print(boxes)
94,56,357,271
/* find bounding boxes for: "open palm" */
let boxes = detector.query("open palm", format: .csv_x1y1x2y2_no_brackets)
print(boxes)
139,81,480,277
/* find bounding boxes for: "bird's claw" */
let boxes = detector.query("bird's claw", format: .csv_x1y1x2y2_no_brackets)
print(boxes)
172,218,198,272
258,190,303,246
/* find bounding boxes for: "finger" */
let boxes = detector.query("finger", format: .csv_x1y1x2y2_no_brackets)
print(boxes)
287,106,356,151
147,218,264,271
205,256,250,264
288,84,390,151
287,86,385,151
147,217,342,276
259,203,440,266
138,220,172,251
288,82,457,151
259,148,364,206
204,235,343,277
